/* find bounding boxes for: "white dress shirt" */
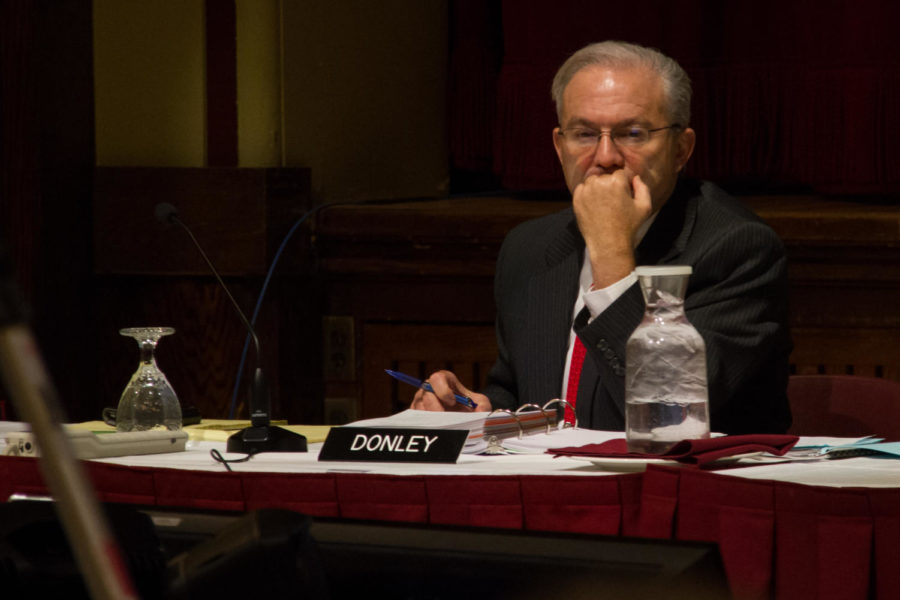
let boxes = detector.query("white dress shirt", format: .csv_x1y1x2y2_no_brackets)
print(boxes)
559,213,657,399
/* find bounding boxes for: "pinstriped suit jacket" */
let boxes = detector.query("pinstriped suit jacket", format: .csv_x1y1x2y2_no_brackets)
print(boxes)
481,178,792,435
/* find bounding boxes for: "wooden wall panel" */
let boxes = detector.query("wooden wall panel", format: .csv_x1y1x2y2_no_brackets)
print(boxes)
789,327,900,380
91,167,315,423
362,323,497,418
316,195,900,422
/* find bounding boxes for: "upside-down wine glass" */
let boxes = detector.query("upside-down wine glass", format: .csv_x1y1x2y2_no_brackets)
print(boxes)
116,327,182,432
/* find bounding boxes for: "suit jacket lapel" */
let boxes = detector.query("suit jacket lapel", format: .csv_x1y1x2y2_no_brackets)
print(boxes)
522,183,698,410
636,177,699,265
522,213,581,404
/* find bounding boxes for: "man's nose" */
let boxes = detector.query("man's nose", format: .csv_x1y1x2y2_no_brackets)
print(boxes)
591,134,625,170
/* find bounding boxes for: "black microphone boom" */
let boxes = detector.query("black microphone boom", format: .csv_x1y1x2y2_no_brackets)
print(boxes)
155,202,307,453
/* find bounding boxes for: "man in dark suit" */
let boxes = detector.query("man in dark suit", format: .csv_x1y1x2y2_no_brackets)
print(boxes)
412,41,792,434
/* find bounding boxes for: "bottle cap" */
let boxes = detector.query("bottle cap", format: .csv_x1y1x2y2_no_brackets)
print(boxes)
635,265,692,276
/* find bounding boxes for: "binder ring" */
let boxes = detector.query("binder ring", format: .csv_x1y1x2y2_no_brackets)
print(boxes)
488,408,525,439
515,403,554,434
483,435,505,455
542,398,578,429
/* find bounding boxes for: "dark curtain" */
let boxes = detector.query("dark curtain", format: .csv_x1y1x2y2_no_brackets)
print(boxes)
0,0,97,420
450,0,900,195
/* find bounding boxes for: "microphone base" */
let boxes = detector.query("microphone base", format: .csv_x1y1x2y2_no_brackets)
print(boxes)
226,425,308,454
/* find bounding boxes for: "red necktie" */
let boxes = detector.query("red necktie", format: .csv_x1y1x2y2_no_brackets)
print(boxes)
564,337,587,425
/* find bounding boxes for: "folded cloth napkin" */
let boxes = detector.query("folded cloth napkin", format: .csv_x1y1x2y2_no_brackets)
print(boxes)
548,435,800,465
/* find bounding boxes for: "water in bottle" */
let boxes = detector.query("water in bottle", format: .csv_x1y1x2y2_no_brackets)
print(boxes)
625,266,709,453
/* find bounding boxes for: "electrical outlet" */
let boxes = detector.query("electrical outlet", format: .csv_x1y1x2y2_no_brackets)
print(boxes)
322,316,355,381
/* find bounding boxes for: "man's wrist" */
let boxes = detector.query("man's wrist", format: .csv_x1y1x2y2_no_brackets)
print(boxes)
586,243,634,286
589,262,635,289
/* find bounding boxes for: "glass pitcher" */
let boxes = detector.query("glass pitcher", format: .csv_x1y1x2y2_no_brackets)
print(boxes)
625,266,709,453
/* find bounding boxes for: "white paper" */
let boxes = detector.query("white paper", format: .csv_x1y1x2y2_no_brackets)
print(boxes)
343,409,489,430
501,428,622,454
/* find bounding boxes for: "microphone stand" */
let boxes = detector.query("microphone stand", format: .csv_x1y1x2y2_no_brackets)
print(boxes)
157,203,307,453
228,366,308,453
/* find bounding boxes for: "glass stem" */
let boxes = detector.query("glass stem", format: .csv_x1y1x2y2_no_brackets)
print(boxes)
139,340,157,365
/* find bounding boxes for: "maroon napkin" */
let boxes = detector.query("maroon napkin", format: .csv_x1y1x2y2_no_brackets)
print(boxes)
548,435,799,465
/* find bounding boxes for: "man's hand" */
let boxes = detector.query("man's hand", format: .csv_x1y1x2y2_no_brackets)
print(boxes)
572,172,653,288
410,370,492,412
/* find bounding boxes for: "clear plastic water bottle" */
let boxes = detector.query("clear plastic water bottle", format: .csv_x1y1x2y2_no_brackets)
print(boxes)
625,266,709,453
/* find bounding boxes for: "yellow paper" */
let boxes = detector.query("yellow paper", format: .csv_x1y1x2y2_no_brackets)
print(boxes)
66,420,331,444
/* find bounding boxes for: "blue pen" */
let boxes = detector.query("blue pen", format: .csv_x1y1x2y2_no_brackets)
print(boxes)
385,369,479,409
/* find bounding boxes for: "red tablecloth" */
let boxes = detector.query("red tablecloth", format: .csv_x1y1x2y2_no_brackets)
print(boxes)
1,456,896,600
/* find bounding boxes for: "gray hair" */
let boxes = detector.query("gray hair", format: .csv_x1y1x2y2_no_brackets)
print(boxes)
551,41,691,126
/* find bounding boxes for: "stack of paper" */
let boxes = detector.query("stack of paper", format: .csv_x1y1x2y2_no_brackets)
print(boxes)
343,409,558,453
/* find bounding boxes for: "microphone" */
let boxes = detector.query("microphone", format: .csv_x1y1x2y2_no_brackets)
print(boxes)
226,196,428,418
155,202,307,453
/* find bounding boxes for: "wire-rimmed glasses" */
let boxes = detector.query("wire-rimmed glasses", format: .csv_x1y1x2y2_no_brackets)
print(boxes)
557,123,682,152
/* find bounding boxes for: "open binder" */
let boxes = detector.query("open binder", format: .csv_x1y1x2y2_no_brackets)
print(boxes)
343,399,579,454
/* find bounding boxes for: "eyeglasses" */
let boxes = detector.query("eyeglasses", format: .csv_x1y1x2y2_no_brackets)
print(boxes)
557,124,682,151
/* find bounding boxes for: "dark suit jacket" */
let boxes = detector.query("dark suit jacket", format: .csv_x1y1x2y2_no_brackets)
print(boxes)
481,178,792,434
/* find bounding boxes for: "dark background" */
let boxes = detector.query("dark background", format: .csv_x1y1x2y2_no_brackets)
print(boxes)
1,0,898,424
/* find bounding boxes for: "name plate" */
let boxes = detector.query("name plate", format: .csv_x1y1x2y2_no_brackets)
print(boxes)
318,427,468,463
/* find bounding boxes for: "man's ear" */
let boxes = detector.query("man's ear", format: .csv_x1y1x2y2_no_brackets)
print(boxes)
552,127,564,164
674,127,696,172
